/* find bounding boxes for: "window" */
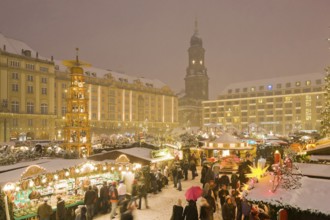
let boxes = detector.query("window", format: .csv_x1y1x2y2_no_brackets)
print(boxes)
306,80,311,86
28,119,33,126
27,75,34,81
286,83,291,88
26,64,35,70
11,101,19,113
316,79,322,85
306,109,312,120
12,72,19,79
41,77,47,84
42,119,47,127
235,88,240,93
41,88,47,95
259,86,264,91
296,81,301,87
228,89,232,94
27,86,33,94
62,83,67,89
12,84,19,92
267,85,273,90
41,103,48,114
12,119,18,127
61,106,66,116
276,84,282,89
27,102,34,113
40,67,49,73
9,60,20,67
251,87,255,92
243,88,248,92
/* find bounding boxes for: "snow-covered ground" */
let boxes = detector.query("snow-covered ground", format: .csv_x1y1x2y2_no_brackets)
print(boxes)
94,174,223,220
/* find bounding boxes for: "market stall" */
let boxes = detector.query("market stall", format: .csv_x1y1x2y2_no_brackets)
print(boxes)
1,159,141,220
202,133,254,172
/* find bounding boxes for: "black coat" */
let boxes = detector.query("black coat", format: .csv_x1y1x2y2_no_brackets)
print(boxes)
84,190,96,205
171,205,183,220
222,203,235,220
56,199,66,220
183,201,198,220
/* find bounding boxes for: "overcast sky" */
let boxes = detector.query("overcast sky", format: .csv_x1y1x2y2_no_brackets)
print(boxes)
0,0,330,98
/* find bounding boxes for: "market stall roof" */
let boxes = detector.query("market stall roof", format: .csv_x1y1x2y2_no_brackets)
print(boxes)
212,133,241,144
246,174,330,215
294,163,330,179
306,141,330,155
0,158,111,186
202,146,253,150
117,147,174,163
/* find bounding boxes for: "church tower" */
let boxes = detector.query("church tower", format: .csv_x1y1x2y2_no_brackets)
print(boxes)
184,19,209,100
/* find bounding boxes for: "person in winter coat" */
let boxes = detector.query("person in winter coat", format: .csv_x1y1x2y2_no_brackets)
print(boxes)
218,184,229,208
84,185,96,220
99,181,109,214
190,160,197,180
219,174,230,189
138,181,149,209
200,189,216,220
241,197,251,220
230,172,239,189
200,165,208,186
183,200,198,220
37,198,53,220
177,167,184,191
172,166,178,188
56,195,66,220
120,202,135,220
131,179,139,207
109,182,119,219
118,180,127,202
183,160,189,180
222,197,235,220
204,165,215,186
75,206,87,220
170,198,184,220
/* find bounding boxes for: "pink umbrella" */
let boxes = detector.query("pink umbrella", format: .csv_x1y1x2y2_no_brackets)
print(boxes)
185,186,203,201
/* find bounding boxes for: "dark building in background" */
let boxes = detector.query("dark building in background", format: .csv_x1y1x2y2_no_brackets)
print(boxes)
179,19,209,127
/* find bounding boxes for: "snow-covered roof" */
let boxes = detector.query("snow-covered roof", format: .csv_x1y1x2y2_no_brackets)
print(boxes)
0,158,112,186
55,60,167,89
213,133,241,144
246,174,330,215
117,147,174,163
219,72,325,95
0,33,47,60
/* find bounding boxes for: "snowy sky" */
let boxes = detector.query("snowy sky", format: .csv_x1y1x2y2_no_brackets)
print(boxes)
0,0,330,98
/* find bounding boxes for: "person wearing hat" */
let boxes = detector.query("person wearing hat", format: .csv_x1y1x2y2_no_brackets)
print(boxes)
37,198,53,220
84,185,97,220
56,195,66,220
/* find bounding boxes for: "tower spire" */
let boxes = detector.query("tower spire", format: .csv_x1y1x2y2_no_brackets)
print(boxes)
194,17,199,35
75,47,79,65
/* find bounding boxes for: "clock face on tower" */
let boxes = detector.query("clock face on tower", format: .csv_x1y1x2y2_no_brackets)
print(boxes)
78,82,83,87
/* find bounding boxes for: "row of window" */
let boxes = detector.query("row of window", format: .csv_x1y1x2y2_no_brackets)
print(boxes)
12,84,48,94
10,101,48,114
11,73,48,83
11,118,48,127
9,60,49,72
228,79,322,94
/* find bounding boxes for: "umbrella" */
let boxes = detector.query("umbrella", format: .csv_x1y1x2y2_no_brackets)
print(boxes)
185,186,203,201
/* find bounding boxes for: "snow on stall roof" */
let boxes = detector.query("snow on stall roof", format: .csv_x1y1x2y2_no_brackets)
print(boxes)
246,174,330,215
0,158,113,186
0,33,47,60
295,163,330,178
218,72,325,95
116,147,174,163
54,60,167,89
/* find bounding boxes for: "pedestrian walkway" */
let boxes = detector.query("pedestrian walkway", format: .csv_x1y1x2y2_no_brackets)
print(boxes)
94,173,223,220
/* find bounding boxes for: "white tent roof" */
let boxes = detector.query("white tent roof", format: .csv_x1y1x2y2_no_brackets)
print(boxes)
213,133,241,144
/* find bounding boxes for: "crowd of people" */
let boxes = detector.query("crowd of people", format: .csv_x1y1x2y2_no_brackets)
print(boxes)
35,152,269,220
169,154,271,220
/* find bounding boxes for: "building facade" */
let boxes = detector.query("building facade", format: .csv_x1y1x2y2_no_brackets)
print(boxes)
202,73,325,135
179,19,209,127
0,33,178,142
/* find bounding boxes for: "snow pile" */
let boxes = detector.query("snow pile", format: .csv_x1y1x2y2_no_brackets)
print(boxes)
246,174,330,215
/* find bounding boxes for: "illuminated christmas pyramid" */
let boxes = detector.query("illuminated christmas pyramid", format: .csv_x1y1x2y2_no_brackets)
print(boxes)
62,48,91,157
